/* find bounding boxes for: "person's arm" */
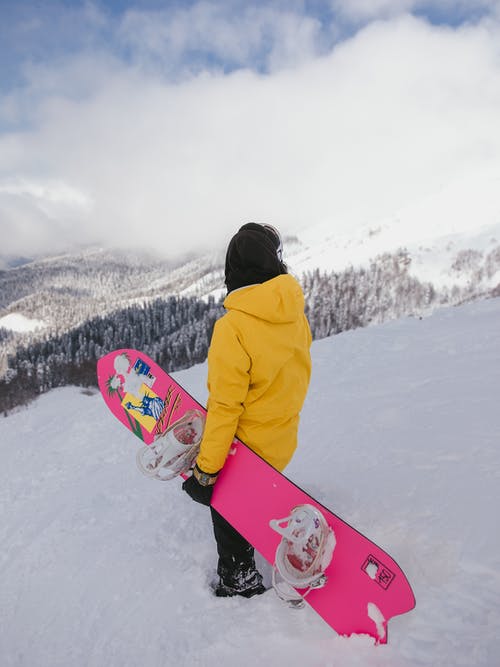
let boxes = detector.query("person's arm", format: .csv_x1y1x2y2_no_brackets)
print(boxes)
196,316,250,474
182,316,250,506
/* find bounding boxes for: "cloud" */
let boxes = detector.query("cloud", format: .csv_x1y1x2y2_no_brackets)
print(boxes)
0,178,93,256
330,0,500,23
331,0,415,21
116,3,325,75
0,4,500,260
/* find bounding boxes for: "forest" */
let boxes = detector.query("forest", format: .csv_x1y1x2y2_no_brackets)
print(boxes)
0,296,223,413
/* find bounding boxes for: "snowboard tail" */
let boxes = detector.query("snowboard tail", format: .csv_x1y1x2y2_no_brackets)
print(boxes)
97,349,415,643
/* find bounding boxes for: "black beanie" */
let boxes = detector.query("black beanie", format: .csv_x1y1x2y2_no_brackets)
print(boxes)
225,223,287,293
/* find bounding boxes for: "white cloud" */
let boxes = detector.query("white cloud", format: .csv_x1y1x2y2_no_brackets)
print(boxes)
0,178,93,256
330,0,415,21
117,3,324,75
330,0,500,22
0,179,90,208
1,10,500,259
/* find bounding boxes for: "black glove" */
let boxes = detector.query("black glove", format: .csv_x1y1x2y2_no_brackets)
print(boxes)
182,464,218,507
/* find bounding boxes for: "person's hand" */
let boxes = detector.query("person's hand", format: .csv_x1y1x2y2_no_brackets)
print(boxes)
182,464,218,506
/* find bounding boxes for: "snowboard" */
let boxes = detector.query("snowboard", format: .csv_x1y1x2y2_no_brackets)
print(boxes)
97,348,415,643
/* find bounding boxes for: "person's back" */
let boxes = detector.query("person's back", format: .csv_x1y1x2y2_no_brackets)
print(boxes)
198,273,311,473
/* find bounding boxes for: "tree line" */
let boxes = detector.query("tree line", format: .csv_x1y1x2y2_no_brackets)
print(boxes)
0,296,223,414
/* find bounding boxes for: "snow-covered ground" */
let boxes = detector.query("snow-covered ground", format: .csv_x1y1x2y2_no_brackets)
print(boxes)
0,313,47,333
1,298,499,666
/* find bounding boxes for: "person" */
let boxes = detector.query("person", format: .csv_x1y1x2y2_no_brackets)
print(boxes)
182,222,312,598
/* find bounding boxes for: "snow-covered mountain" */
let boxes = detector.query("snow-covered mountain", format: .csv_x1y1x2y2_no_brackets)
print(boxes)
291,219,500,289
1,297,499,666
1,220,499,338
0,247,224,339
290,169,500,289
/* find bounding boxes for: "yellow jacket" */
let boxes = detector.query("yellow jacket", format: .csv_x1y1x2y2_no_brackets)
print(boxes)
197,274,312,474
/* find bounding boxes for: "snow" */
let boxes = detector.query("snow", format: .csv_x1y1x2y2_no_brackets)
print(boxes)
0,313,47,333
1,298,500,666
367,603,386,643
289,168,500,288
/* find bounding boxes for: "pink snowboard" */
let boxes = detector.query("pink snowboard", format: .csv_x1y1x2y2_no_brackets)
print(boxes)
97,349,415,642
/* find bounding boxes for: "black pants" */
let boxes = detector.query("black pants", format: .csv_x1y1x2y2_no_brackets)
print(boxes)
210,507,254,573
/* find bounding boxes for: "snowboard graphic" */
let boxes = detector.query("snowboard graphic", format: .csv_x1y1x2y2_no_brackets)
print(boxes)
97,349,415,643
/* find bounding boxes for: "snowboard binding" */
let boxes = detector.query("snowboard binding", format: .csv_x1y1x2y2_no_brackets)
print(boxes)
270,504,336,608
136,409,205,481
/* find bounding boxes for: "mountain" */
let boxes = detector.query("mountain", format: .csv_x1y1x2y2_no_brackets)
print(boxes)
291,167,500,291
1,194,499,406
1,220,498,340
1,297,499,666
0,246,224,332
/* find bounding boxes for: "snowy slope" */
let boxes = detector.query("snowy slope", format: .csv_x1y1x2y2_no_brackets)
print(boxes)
1,298,500,666
288,169,500,289
0,313,47,333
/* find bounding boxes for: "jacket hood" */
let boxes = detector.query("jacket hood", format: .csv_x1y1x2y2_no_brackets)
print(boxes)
224,223,286,293
224,274,305,324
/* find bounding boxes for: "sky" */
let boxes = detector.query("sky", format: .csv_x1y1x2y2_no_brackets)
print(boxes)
0,0,500,260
